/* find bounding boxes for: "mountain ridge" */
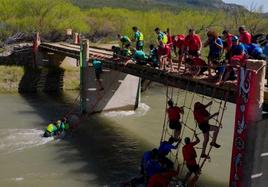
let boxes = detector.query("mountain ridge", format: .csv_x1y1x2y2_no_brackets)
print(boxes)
70,0,246,11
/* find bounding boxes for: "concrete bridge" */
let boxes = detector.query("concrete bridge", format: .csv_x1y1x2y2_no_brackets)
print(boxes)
39,41,268,112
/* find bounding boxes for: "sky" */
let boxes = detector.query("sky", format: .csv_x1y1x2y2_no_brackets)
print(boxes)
223,0,268,12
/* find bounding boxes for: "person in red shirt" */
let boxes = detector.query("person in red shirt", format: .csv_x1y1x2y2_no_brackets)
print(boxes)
193,101,220,158
166,28,173,45
167,100,184,140
173,34,185,72
182,134,200,186
222,30,233,60
147,165,180,187
239,25,251,45
184,28,202,57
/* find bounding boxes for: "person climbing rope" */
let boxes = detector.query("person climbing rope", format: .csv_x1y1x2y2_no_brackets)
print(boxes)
132,26,144,50
193,101,220,158
182,134,201,186
92,59,104,91
167,99,184,140
158,137,180,157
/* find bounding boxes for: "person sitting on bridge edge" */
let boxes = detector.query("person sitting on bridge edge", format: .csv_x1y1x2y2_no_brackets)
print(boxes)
117,34,131,48
182,134,201,186
43,122,59,137
92,59,104,91
193,101,220,158
167,99,184,140
132,26,144,51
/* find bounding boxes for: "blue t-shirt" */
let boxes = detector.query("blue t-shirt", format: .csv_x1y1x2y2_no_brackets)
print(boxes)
158,141,176,156
209,37,223,57
150,48,159,64
92,60,102,70
133,50,148,61
263,44,268,57
246,43,263,56
231,44,245,56
145,160,161,177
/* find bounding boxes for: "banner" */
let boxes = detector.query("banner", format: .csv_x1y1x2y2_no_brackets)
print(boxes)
229,67,257,187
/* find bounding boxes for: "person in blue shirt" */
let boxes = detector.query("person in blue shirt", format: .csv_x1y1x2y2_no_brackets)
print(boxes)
158,137,180,157
204,31,223,77
92,59,104,90
246,43,265,60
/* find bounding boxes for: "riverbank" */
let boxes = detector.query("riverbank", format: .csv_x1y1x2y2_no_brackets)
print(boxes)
0,62,80,93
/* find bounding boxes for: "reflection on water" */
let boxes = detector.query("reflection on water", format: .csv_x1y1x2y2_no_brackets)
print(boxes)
0,86,235,187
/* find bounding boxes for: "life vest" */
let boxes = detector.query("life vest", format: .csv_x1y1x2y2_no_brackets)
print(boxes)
47,123,57,133
159,32,168,44
138,32,144,41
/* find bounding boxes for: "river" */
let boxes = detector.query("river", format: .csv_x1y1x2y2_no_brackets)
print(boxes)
0,84,235,187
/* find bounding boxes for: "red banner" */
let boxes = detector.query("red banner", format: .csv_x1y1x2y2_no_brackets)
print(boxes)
229,67,257,187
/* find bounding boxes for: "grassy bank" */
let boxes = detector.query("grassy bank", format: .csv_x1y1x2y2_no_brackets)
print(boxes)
0,66,24,93
0,64,80,93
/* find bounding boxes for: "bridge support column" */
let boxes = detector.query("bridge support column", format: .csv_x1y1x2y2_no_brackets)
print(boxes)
80,39,89,113
229,60,266,187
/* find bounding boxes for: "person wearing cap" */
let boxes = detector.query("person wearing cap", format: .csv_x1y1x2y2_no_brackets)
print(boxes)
172,34,185,72
238,25,252,45
166,100,184,140
184,28,202,57
193,101,220,158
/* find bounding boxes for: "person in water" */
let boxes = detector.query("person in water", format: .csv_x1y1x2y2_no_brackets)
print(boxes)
43,122,59,137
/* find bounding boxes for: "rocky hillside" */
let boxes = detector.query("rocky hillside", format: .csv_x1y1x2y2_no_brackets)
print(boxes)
71,0,245,11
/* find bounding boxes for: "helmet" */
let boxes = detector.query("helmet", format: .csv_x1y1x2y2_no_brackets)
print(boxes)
232,36,239,42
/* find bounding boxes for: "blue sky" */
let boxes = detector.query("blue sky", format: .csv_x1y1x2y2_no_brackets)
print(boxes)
223,0,268,12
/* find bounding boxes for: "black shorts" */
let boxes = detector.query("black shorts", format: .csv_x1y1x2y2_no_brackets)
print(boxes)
95,69,102,80
198,122,210,133
187,164,200,174
169,121,182,130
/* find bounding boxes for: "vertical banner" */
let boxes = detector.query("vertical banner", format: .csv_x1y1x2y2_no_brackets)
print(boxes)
229,67,257,187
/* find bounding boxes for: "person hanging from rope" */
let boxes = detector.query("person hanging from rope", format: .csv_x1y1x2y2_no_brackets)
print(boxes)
132,26,144,51
193,101,220,158
182,134,201,186
92,59,104,91
167,99,184,140
158,137,179,171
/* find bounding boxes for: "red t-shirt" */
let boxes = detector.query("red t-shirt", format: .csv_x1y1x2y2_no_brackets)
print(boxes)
183,143,197,166
224,33,233,50
157,44,171,58
173,34,185,49
239,31,251,45
184,34,201,51
193,105,210,124
167,106,182,121
147,171,178,187
167,34,173,44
